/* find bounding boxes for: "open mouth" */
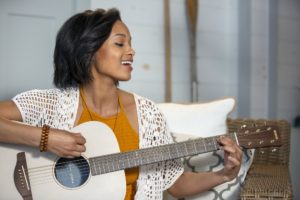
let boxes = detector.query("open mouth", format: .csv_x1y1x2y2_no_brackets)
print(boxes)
121,60,133,66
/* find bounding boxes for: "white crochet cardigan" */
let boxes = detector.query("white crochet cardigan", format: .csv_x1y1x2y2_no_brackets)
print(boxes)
13,87,184,200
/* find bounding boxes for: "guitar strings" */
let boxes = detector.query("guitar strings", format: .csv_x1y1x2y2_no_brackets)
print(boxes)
28,145,222,186
26,139,219,187
27,138,217,185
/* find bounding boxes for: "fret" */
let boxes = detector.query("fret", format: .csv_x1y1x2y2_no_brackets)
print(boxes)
110,155,120,172
116,158,121,171
213,138,218,150
110,157,115,172
114,155,121,171
90,158,95,175
194,140,201,153
91,158,96,175
105,156,111,173
135,151,140,166
90,157,101,176
155,147,162,161
120,158,125,169
183,142,189,156
179,143,185,157
116,154,122,170
118,154,127,169
212,138,218,150
120,153,127,169
99,159,105,173
97,158,101,175
111,156,117,171
187,140,197,155
160,147,167,161
106,156,112,173
192,140,198,154
143,154,148,164
202,138,207,152
105,157,111,173
191,141,198,155
151,148,156,161
160,146,166,159
205,138,215,152
132,154,137,167
99,157,106,174
167,145,172,160
172,144,178,157
97,159,102,174
124,152,129,168
170,144,177,158
135,151,142,166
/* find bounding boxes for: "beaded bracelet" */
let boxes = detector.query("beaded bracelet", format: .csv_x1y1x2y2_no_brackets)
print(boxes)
39,124,50,152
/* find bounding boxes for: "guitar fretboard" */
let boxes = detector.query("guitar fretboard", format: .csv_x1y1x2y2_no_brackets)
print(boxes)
89,132,236,176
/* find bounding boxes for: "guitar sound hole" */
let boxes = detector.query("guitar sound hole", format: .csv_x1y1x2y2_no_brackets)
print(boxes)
54,156,90,188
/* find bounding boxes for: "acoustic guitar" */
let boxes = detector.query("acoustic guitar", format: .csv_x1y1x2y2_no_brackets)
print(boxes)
0,121,281,200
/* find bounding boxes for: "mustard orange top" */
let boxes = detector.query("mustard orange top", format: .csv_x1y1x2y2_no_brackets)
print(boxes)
78,91,139,200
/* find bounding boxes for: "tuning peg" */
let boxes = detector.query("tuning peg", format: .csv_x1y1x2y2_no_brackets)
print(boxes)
259,150,265,154
241,124,247,129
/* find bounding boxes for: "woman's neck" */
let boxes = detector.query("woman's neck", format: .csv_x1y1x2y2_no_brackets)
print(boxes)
81,81,119,117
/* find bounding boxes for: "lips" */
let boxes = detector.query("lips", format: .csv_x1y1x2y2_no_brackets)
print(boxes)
121,60,133,71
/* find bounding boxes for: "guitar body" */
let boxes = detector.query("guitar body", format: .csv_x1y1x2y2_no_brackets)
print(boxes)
0,121,126,200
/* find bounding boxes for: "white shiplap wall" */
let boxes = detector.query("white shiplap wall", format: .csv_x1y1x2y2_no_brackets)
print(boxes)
248,0,300,123
250,0,269,118
278,1,300,198
277,0,300,122
195,0,238,103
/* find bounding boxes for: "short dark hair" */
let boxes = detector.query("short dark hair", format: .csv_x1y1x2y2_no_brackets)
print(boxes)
53,8,121,88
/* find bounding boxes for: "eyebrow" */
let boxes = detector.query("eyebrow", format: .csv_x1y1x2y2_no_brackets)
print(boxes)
113,33,132,40
114,33,126,37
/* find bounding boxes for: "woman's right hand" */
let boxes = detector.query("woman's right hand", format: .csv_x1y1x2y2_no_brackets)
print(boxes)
47,129,86,158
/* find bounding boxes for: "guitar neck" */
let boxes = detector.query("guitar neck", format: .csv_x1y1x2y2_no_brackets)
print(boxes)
89,132,236,176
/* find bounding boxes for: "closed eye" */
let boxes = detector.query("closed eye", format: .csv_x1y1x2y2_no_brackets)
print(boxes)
115,43,124,47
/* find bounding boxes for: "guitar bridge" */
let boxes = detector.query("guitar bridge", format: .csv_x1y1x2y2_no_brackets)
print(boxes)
14,152,33,200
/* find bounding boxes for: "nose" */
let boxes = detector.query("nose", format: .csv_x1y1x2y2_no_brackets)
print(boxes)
128,47,135,56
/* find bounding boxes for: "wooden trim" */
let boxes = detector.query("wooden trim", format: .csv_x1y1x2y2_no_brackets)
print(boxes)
164,0,172,102
186,0,199,102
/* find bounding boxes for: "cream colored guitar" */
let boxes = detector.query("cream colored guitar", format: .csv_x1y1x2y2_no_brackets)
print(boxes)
0,121,281,200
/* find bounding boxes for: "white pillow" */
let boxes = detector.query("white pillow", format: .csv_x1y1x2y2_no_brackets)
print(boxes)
158,98,235,137
158,98,254,200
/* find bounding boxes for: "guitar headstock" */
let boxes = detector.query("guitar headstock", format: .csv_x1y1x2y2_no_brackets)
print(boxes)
235,124,282,149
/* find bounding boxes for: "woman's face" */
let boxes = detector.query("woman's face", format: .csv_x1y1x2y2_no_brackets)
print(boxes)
91,20,135,83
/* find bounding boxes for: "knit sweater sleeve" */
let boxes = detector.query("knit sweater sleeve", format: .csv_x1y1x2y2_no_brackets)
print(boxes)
134,94,184,200
12,88,79,129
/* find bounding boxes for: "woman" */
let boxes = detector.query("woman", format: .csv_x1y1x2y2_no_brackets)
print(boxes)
0,8,242,200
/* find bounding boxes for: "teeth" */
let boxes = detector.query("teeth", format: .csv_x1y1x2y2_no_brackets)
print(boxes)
121,61,132,65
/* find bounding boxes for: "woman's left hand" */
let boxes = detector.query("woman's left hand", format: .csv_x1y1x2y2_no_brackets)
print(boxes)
217,136,243,182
